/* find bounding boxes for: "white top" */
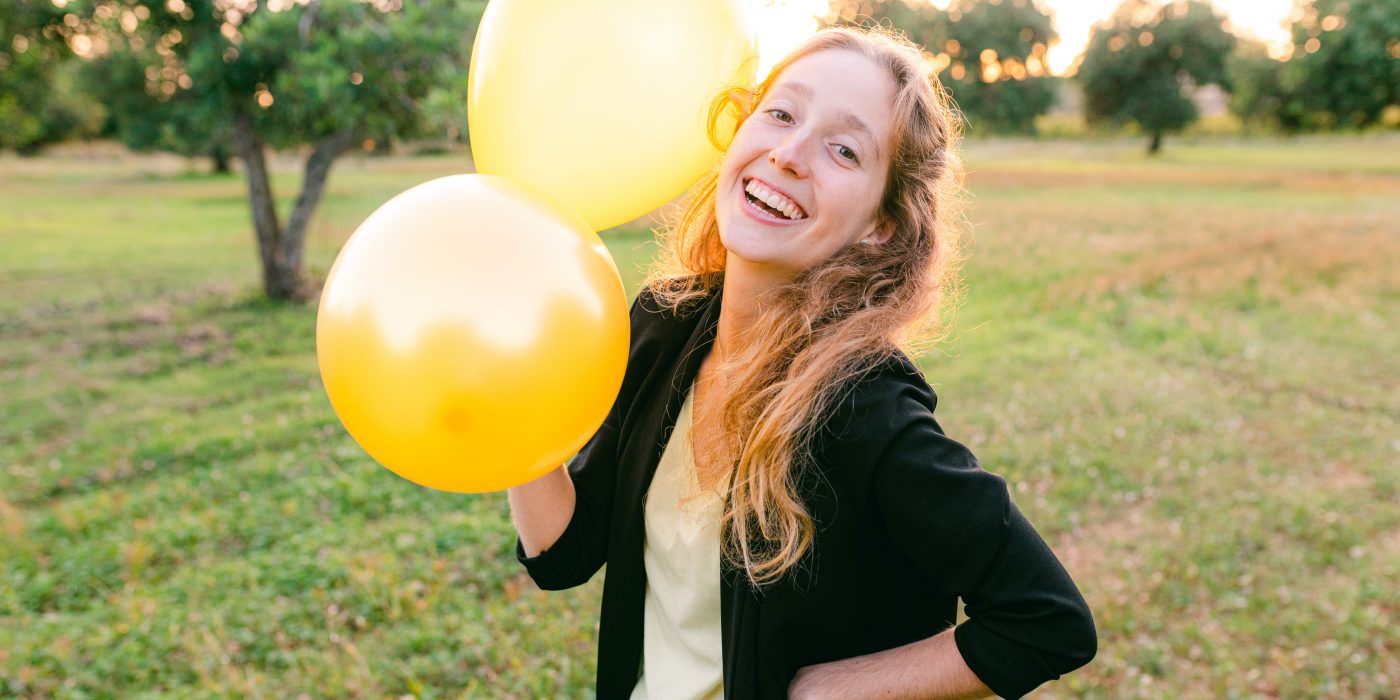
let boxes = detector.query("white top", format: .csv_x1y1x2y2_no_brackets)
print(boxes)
629,381,725,700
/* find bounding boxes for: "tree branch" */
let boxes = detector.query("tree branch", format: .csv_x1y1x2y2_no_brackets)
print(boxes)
282,128,356,284
298,0,322,43
230,106,282,279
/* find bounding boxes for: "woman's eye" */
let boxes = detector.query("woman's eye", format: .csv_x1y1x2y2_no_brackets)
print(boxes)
767,109,793,123
835,145,858,162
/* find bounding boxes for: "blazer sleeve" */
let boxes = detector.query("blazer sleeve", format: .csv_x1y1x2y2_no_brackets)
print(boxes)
867,377,1097,699
513,412,620,590
513,289,650,590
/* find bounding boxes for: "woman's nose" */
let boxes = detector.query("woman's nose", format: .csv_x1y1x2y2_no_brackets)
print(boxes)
768,133,811,179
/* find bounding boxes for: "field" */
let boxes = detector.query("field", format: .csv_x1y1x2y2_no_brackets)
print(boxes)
2,136,1397,698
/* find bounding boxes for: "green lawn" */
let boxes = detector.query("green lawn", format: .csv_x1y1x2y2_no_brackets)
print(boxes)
2,136,1397,698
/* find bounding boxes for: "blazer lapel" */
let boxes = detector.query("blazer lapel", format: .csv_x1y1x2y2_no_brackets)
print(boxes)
607,282,724,549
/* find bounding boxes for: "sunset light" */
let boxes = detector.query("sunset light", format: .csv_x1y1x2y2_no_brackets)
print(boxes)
1038,0,1294,73
750,0,831,80
748,0,1299,76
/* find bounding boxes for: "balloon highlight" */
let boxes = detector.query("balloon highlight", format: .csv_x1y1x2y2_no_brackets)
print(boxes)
316,175,629,493
468,0,759,230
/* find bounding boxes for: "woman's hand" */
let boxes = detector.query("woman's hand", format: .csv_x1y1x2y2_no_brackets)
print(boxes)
786,627,993,700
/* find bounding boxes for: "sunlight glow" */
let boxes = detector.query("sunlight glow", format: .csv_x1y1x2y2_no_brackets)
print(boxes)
888,0,1296,76
751,0,831,81
1039,0,1294,74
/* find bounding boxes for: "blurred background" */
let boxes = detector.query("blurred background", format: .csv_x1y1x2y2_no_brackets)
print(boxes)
2,0,1397,697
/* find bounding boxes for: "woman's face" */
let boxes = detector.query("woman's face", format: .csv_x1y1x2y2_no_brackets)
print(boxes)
715,48,897,280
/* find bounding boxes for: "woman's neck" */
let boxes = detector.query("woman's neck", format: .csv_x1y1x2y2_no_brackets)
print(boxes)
714,255,794,365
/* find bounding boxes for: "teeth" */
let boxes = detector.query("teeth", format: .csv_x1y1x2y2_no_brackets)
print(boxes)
745,179,806,220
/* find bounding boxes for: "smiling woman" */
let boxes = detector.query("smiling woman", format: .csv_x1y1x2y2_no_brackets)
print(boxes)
508,24,1097,700
717,48,898,281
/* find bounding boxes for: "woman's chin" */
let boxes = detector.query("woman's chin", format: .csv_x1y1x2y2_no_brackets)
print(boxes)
722,241,807,279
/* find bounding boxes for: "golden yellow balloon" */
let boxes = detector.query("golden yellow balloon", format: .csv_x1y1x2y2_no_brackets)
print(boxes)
467,0,758,231
316,175,630,493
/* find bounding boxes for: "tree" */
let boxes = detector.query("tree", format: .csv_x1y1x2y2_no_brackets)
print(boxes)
829,0,1059,134
1078,0,1236,154
1228,1,1400,132
79,44,237,171
57,0,484,300
1225,38,1294,131
0,0,105,153
938,0,1058,135
827,0,944,54
1280,0,1400,129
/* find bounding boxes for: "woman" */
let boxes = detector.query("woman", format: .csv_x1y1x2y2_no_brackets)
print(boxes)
508,26,1096,700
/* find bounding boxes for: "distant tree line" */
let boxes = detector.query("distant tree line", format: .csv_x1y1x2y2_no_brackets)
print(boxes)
830,0,1060,135
1,0,1395,300
6,0,1396,158
831,0,1399,152
1228,0,1400,132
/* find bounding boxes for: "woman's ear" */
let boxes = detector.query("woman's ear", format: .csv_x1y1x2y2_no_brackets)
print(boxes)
859,218,895,246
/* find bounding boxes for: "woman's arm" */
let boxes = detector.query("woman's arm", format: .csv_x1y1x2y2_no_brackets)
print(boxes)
508,465,576,558
788,627,992,700
508,287,667,589
826,368,1096,698
508,408,624,590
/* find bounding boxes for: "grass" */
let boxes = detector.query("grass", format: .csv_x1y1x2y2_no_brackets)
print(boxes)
2,136,1397,698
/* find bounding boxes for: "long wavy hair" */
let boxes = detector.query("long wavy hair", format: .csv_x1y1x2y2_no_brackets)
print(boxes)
643,24,967,588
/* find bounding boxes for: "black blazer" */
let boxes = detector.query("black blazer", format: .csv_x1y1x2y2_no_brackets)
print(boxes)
516,282,1096,699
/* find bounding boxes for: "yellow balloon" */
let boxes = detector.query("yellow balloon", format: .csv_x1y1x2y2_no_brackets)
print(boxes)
467,0,758,231
316,175,630,493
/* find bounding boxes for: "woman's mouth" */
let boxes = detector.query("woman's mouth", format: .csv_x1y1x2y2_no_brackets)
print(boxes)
742,177,807,224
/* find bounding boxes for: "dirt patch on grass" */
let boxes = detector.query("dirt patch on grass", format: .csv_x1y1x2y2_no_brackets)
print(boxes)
972,163,1400,198
0,496,25,538
1050,211,1399,308
132,302,174,326
178,323,231,362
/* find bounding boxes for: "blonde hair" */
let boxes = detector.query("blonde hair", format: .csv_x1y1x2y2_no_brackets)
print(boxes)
643,24,967,588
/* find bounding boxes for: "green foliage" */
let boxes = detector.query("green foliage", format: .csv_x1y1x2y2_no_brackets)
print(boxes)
64,0,483,160
417,84,469,149
1227,0,1400,132
944,75,1056,134
49,0,487,300
1078,0,1236,149
81,47,230,161
1225,39,1285,129
829,0,1059,135
939,0,1058,135
1280,0,1400,129
0,0,104,152
828,0,943,53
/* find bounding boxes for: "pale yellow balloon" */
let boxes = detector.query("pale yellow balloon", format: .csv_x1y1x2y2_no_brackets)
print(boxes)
316,175,630,493
467,0,758,231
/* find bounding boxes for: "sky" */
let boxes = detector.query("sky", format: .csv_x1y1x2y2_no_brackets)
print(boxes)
1034,0,1294,73
753,0,1297,78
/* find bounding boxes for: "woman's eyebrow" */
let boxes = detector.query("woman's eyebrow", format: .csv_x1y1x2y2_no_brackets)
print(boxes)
839,113,879,159
774,81,813,100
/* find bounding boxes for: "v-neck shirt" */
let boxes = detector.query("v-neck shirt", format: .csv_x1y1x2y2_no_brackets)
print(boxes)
630,381,725,700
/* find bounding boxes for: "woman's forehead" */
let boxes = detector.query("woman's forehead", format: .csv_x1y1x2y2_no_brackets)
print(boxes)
771,48,886,87
766,50,896,145
769,51,893,104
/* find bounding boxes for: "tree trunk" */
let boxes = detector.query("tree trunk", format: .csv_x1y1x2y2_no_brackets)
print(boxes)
1147,130,1163,155
283,129,356,291
211,143,231,174
231,107,353,301
231,108,292,299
